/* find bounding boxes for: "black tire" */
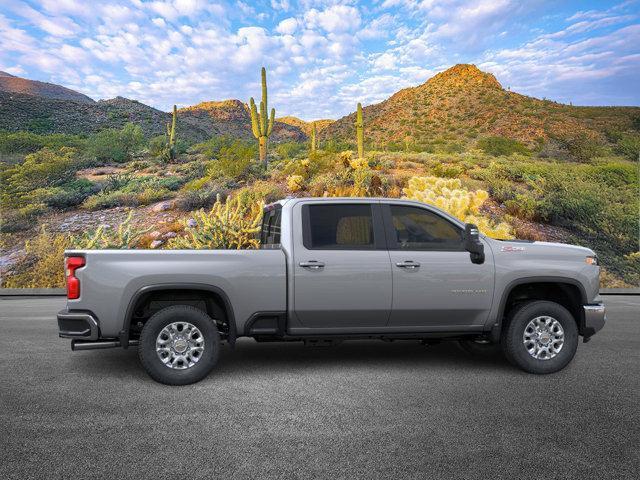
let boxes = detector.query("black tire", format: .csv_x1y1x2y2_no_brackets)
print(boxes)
139,305,220,385
457,339,502,357
502,300,578,374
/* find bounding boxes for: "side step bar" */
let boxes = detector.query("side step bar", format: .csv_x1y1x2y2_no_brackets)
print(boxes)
71,339,139,351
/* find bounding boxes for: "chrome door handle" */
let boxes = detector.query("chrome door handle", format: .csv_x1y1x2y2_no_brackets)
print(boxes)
299,261,325,269
396,261,420,269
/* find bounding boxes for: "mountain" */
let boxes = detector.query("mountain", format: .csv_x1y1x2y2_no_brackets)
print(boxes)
0,75,306,142
321,64,640,148
277,116,334,135
0,71,95,104
179,100,306,142
0,91,210,141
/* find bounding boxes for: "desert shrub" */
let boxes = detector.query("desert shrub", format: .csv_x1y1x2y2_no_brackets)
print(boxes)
88,123,144,163
615,133,640,160
505,194,539,221
31,178,98,209
82,186,173,210
432,163,464,178
0,131,87,155
0,147,82,209
148,135,167,157
167,195,262,249
212,140,257,178
555,132,603,162
82,191,138,210
234,181,286,208
287,174,305,192
192,136,235,158
175,189,228,211
2,227,70,288
73,211,149,249
402,176,513,238
0,203,46,232
276,141,306,160
477,136,529,156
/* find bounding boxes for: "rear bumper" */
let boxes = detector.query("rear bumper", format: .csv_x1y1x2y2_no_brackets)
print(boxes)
57,310,99,340
582,303,606,340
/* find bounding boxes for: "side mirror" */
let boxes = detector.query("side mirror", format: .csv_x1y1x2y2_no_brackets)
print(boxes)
464,224,485,264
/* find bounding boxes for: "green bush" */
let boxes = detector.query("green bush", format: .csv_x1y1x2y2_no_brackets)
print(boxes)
556,133,603,162
0,147,82,209
275,141,306,160
215,140,257,178
477,136,529,156
31,179,99,209
88,123,144,162
615,133,640,160
0,131,87,154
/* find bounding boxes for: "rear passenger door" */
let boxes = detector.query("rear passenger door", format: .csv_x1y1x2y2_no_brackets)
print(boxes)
291,201,392,331
383,203,494,328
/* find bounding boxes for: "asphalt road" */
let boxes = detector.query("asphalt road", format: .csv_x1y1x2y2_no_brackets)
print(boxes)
1,296,638,479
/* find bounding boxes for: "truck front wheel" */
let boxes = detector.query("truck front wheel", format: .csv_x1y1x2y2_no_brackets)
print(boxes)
138,305,220,385
502,300,578,374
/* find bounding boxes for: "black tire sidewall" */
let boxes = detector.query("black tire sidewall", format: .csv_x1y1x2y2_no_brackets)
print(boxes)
139,305,220,385
502,301,578,374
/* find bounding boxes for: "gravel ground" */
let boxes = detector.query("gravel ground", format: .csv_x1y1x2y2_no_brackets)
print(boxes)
1,296,638,479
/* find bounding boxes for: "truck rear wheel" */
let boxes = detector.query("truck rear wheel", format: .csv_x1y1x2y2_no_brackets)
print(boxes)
138,305,220,385
502,300,578,374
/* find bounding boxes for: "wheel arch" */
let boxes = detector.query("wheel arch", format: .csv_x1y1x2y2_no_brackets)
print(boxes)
490,276,587,342
120,283,237,348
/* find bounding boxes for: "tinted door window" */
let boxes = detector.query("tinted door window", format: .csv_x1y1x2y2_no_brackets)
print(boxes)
389,205,462,250
304,204,374,249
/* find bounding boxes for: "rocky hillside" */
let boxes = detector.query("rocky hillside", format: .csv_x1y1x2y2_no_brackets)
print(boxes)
0,91,306,143
321,64,640,147
0,71,94,104
179,100,306,142
277,116,334,135
0,91,211,142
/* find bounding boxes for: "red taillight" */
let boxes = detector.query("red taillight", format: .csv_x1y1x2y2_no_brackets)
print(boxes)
65,256,85,299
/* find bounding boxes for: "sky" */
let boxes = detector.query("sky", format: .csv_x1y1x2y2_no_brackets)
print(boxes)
0,0,639,120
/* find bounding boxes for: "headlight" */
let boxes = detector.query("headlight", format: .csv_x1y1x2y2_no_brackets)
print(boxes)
585,255,599,265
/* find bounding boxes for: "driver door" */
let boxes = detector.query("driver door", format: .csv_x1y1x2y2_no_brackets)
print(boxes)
383,203,494,328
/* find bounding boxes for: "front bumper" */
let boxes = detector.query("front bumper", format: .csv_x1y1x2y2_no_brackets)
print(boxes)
57,310,99,341
582,303,606,341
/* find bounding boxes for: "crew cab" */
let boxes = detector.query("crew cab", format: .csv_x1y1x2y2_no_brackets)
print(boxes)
57,197,606,384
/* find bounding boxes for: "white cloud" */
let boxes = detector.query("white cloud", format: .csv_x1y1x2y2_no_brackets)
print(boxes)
276,17,298,35
305,5,361,33
152,17,167,28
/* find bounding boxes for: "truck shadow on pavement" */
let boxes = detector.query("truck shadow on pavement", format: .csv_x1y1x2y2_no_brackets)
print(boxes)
69,339,514,380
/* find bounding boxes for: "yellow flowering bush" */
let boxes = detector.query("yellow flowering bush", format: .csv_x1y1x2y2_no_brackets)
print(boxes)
403,176,513,238
167,195,262,249
287,174,305,192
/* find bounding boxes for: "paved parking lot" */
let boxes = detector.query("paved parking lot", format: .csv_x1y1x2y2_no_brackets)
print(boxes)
1,295,638,479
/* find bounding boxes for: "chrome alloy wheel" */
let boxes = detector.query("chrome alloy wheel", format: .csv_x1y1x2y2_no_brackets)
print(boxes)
156,322,205,369
523,316,564,360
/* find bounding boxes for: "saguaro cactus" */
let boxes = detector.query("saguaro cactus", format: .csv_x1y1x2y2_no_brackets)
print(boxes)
250,67,275,167
165,104,177,161
310,122,317,152
355,102,364,160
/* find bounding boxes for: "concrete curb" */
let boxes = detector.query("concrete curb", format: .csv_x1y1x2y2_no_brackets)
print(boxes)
1,288,639,297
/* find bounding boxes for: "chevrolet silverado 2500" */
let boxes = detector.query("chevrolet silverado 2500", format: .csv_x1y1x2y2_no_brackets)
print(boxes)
57,197,606,384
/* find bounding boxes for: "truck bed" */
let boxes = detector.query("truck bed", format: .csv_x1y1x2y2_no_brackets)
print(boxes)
65,249,287,338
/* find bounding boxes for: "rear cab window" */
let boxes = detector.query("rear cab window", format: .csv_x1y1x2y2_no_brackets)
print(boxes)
301,203,385,250
260,204,282,249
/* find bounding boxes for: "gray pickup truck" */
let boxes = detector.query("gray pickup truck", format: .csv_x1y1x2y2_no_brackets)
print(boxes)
58,197,606,384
